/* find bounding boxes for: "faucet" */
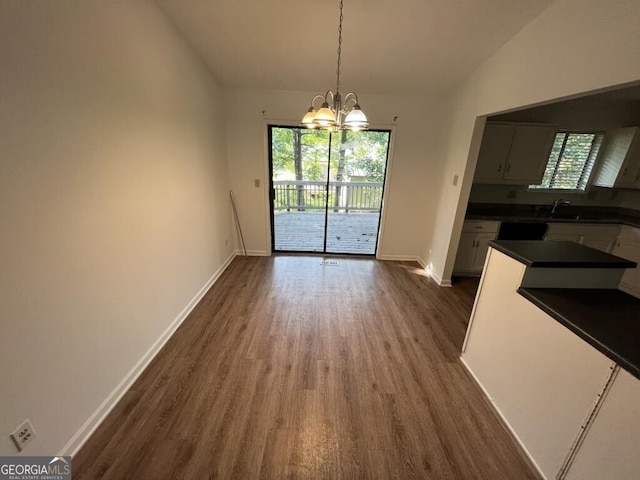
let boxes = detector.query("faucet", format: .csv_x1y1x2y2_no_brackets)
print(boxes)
551,199,571,216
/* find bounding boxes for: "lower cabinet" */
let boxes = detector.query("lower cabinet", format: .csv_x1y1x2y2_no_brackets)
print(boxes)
454,220,500,275
565,368,640,480
462,247,640,479
461,248,615,478
544,223,621,253
612,226,640,297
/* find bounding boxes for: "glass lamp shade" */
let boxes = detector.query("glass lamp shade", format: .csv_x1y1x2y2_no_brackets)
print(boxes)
343,106,369,131
301,108,317,128
313,103,337,127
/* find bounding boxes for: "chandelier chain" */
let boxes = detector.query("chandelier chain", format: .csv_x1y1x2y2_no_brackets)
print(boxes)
336,0,344,94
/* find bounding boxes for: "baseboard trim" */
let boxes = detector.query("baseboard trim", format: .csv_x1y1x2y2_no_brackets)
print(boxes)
240,249,269,256
459,357,547,480
63,251,237,457
376,254,421,263
427,267,452,287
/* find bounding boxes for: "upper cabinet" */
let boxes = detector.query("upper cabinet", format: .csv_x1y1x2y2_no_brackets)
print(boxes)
592,127,640,189
474,123,557,185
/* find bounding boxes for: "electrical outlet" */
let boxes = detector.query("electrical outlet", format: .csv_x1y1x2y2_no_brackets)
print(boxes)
254,179,260,188
10,420,36,452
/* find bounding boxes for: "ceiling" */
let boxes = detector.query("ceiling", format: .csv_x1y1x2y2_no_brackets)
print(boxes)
155,0,556,96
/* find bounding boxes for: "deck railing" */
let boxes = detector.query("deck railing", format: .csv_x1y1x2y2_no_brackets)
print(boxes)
273,180,383,213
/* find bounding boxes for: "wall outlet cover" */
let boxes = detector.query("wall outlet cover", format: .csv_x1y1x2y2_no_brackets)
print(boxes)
10,419,36,452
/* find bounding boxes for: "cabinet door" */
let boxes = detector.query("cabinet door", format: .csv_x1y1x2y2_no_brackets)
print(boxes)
615,132,640,188
504,125,557,183
612,238,640,296
594,127,640,188
454,233,478,273
625,134,640,189
474,124,515,183
472,234,497,271
565,369,640,480
545,233,581,243
462,249,614,479
581,235,616,253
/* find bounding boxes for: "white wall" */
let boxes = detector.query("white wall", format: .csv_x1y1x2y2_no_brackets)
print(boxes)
0,0,232,455
224,88,446,263
429,0,640,283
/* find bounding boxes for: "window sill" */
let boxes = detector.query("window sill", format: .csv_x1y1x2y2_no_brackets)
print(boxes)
527,187,588,194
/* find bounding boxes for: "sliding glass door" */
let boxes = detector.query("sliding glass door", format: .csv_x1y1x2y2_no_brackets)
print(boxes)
269,126,390,255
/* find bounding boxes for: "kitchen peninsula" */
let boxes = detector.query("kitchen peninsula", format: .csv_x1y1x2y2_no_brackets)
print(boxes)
461,240,640,480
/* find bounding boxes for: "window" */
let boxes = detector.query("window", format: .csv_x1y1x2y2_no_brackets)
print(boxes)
529,132,603,191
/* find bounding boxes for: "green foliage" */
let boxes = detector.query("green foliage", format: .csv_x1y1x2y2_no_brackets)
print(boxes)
272,126,390,182
341,131,390,182
270,127,391,210
271,127,331,177
532,132,599,190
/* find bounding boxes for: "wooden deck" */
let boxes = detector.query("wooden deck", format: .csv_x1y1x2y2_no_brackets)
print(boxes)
273,211,380,254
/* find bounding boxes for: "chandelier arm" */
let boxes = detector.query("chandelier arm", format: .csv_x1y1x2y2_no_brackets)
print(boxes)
343,92,359,108
310,94,326,108
324,90,335,107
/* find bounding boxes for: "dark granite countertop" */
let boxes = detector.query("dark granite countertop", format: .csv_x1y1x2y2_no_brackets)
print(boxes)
518,288,640,379
465,203,640,228
489,240,637,268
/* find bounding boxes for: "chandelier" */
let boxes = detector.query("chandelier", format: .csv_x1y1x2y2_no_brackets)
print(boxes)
301,0,369,132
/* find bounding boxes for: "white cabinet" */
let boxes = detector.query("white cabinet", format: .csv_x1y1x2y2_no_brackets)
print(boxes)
474,123,557,185
461,248,615,478
565,369,640,480
474,124,515,182
544,223,621,253
454,220,500,275
592,127,640,189
612,226,640,297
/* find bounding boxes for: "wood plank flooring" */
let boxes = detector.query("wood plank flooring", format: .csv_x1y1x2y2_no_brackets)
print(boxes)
73,256,541,479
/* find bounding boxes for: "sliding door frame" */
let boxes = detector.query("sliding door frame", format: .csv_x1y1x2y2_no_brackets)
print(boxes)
266,123,394,256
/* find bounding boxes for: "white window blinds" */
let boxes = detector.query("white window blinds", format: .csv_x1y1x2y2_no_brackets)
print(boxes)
530,132,603,190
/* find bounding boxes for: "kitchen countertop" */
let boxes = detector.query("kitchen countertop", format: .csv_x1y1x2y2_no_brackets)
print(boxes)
518,288,640,379
465,203,640,228
489,240,637,268
467,214,640,228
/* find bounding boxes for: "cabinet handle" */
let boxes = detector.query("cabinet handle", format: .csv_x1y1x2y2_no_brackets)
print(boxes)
505,163,511,173
497,164,502,173
623,167,629,176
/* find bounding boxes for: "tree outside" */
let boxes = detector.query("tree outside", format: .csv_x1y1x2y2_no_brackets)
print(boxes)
270,127,390,211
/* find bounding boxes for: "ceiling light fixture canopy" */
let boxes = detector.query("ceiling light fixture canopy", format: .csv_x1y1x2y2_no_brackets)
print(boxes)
301,0,369,132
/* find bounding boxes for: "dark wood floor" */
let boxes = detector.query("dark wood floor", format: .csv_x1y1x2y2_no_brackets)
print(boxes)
73,256,541,479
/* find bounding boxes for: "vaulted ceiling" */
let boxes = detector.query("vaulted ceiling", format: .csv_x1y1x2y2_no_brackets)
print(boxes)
155,0,556,96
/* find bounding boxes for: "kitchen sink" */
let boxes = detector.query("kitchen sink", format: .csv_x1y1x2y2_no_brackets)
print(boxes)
497,221,548,240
